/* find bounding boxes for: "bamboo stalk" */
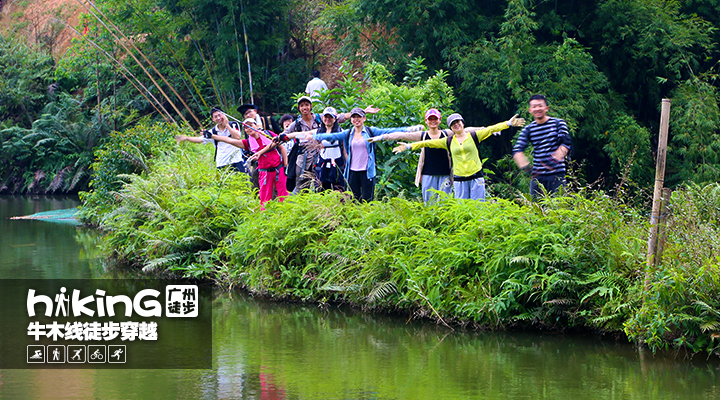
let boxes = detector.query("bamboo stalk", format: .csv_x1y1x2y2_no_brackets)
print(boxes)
645,99,671,287
654,187,672,267
77,0,191,126
82,0,202,127
57,19,174,123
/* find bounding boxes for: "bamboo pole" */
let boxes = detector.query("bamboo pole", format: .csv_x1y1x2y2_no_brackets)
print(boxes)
645,99,671,287
654,187,672,267
81,0,202,127
76,0,191,127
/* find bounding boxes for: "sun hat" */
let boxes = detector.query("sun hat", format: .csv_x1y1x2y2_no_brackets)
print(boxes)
237,104,258,117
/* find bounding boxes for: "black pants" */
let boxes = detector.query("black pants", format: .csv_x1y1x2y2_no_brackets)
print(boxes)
219,161,247,174
530,172,566,198
347,170,375,202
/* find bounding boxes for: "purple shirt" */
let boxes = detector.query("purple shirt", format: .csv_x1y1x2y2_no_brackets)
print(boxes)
350,138,369,171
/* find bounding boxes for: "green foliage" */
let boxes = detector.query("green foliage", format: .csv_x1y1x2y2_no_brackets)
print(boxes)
308,59,457,199
0,34,55,128
0,92,111,193
87,126,720,354
667,76,720,185
78,120,183,224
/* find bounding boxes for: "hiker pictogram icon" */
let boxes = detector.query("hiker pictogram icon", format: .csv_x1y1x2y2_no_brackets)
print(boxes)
47,345,66,363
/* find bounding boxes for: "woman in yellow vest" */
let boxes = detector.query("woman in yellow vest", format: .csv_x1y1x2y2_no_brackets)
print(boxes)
393,113,524,201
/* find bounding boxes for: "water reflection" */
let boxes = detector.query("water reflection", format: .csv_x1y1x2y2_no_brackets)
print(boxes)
1,196,720,399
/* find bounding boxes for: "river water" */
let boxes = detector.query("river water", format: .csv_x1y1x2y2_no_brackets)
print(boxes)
1,195,719,399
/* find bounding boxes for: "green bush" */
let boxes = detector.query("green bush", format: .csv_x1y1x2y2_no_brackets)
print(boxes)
78,120,184,225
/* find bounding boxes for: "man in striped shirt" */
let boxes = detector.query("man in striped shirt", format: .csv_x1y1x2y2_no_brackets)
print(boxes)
512,94,572,197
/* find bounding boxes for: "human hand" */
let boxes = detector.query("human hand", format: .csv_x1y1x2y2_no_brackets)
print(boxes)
507,114,526,127
392,143,410,154
409,124,424,132
175,135,186,143
366,134,385,143
364,105,380,114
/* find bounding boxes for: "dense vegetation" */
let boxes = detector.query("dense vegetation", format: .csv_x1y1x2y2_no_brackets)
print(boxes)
84,125,720,355
4,0,720,355
3,0,720,193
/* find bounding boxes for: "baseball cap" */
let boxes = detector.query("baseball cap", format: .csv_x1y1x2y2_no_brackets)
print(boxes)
447,113,464,127
323,107,338,119
297,96,313,106
350,107,366,118
425,108,441,120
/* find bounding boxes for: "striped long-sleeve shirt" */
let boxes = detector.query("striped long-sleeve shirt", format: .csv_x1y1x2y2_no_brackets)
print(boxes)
512,117,572,176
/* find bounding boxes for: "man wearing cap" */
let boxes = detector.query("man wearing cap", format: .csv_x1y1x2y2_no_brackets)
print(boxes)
282,96,379,194
393,113,524,201
175,106,247,173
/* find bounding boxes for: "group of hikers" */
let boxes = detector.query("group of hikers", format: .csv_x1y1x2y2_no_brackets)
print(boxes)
175,93,572,209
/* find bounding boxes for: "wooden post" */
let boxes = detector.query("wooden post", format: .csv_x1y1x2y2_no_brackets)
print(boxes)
654,187,672,267
645,99,671,287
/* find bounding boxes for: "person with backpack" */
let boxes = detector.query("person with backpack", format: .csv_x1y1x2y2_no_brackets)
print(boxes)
393,113,525,201
312,107,347,191
211,119,289,209
280,107,422,202
512,94,572,198
175,106,247,173
282,96,379,194
368,108,484,204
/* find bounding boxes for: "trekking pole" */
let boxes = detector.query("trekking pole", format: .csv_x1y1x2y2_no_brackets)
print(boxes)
220,111,274,140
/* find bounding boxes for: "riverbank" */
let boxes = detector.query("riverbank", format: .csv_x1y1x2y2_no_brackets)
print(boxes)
80,142,720,355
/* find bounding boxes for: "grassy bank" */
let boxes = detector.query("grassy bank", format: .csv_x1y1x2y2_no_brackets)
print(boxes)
82,138,720,356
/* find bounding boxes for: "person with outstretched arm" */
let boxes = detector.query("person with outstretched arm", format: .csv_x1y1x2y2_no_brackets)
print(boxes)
175,106,247,173
211,119,289,210
393,113,525,201
279,107,422,202
282,96,380,194
367,108,490,204
512,94,572,198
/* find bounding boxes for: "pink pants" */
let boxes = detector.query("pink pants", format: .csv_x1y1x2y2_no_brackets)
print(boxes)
259,167,288,209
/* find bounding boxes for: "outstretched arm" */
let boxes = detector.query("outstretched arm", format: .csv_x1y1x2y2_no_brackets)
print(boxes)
392,137,449,154
465,115,524,141
175,134,204,144
249,141,281,162
212,134,249,150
